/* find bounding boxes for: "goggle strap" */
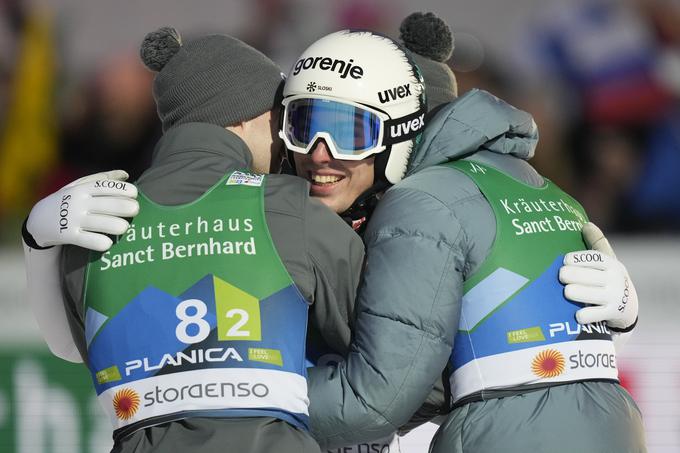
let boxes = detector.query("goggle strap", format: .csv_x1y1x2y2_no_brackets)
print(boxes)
383,107,427,146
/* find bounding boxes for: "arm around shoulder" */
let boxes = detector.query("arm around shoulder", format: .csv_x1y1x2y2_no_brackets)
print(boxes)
20,169,138,363
23,241,82,362
308,184,466,448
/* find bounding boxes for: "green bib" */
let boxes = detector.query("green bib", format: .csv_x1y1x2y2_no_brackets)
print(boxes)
444,160,617,404
83,170,310,437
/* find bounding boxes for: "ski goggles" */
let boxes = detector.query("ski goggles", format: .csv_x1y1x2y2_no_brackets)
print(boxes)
280,95,389,161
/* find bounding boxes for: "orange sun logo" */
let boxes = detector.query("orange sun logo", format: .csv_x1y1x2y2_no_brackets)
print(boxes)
531,349,565,378
113,388,140,420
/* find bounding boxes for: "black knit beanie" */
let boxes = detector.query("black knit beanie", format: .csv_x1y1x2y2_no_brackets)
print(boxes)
399,12,458,110
140,27,285,132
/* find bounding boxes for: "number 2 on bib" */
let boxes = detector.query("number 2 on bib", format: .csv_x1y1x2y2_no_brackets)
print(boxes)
214,281,262,341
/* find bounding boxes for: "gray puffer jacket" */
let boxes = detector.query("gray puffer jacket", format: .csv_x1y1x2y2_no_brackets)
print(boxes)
307,89,542,449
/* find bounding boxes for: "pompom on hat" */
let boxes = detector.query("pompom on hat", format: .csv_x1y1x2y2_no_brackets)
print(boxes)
140,27,284,132
399,12,458,110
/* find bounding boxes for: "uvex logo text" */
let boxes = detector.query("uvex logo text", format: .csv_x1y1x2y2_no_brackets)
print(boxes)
389,113,425,139
293,56,364,79
378,84,411,103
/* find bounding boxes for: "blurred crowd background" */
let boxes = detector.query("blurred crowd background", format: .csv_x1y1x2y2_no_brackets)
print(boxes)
0,0,679,240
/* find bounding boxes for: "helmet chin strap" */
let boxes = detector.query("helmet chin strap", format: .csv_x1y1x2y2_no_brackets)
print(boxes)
339,179,390,235
340,146,393,234
339,139,395,234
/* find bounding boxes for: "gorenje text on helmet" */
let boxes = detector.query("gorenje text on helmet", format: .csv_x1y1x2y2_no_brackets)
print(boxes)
293,56,364,79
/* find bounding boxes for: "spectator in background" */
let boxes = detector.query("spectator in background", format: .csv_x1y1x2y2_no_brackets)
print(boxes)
44,53,160,198
241,0,399,72
576,126,643,230
242,0,330,70
334,0,394,32
511,0,680,233
0,1,159,241
449,28,578,195
627,106,680,231
0,0,57,228
628,0,680,231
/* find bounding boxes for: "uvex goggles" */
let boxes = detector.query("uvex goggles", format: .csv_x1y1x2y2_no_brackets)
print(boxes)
280,95,426,161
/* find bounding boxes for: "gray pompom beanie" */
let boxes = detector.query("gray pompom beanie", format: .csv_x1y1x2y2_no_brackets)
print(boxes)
400,12,458,110
140,27,284,132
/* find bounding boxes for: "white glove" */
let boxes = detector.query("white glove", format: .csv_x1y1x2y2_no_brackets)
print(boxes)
25,170,139,252
559,222,638,331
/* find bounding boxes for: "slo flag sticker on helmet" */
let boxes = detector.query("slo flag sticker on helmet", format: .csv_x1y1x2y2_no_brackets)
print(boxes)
281,30,427,184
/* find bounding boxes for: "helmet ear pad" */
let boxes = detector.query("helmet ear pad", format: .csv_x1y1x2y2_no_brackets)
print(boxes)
374,145,391,185
279,106,296,175
282,148,297,175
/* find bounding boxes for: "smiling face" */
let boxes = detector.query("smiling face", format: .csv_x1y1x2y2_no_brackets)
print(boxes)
293,139,375,214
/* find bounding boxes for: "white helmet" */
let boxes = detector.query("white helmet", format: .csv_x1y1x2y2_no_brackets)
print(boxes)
281,30,426,184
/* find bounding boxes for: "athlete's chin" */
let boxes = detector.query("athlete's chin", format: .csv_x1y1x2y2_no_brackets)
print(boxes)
312,194,342,213
309,190,348,214
307,181,342,208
